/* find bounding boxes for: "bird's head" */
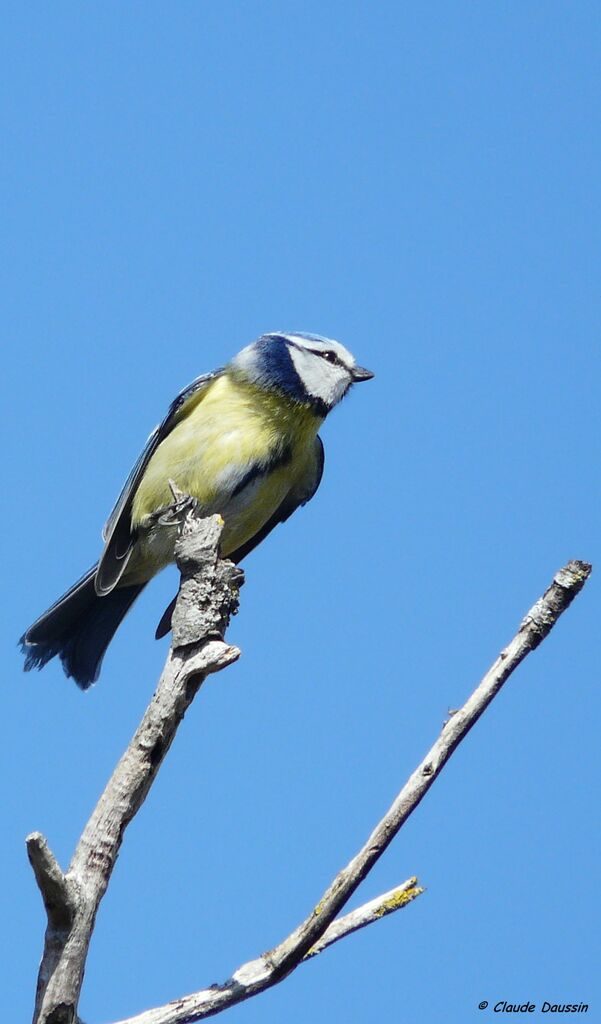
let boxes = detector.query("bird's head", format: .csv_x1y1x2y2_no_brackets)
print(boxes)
230,332,374,416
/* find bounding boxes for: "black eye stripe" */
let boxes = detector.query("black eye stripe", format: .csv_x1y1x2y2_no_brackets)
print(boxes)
321,350,340,365
288,339,346,368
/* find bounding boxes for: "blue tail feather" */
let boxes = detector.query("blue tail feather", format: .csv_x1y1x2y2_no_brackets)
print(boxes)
20,565,144,689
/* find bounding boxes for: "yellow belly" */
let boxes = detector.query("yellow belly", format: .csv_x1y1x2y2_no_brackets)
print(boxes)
129,374,321,569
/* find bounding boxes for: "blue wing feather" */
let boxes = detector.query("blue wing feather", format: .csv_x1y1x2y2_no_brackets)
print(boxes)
96,369,224,595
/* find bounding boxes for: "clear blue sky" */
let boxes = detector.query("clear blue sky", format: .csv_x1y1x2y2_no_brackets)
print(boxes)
3,3,600,1022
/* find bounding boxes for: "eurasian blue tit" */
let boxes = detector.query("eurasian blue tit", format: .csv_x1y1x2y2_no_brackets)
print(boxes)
21,332,373,688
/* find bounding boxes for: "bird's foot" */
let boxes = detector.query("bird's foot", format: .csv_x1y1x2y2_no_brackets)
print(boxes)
152,481,202,527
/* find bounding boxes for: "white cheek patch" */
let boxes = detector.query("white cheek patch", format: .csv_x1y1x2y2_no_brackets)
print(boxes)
330,373,351,405
288,345,347,406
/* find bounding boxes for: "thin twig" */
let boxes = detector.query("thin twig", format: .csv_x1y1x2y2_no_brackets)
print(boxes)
109,559,591,1024
302,877,425,959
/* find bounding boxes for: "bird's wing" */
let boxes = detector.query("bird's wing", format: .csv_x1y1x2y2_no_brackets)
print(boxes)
96,369,224,595
229,434,325,562
154,434,325,639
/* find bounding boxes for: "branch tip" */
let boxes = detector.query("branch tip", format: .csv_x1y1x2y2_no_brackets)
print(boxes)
26,832,74,927
519,559,592,649
555,560,592,589
303,877,425,960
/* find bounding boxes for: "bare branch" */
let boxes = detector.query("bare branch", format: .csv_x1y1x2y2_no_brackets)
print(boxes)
108,559,591,1024
302,877,424,959
29,511,242,1024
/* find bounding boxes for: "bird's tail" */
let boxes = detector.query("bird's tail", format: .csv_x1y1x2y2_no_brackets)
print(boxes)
20,564,145,689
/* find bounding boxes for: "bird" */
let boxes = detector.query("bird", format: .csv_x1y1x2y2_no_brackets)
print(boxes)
20,331,373,689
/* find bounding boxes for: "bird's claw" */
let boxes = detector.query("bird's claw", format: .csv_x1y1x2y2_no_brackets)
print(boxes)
153,485,202,527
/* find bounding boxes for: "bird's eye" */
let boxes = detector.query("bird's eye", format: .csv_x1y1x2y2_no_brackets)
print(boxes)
322,351,339,364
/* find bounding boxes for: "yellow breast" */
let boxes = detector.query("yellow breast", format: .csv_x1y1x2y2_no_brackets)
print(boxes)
130,374,321,557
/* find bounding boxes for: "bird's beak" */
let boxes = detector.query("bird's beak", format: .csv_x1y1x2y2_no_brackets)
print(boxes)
351,365,374,382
